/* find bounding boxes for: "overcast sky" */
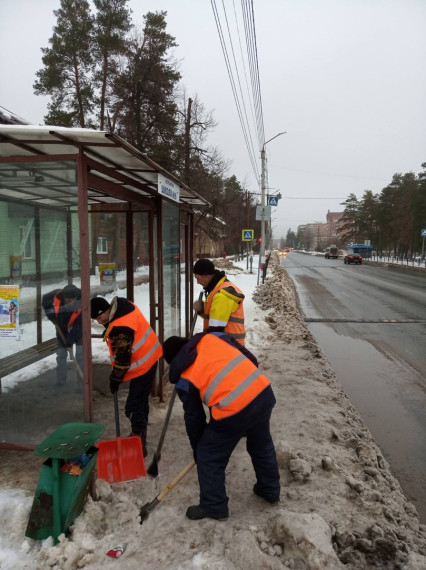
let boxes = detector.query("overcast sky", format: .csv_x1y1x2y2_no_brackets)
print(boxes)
1,0,425,237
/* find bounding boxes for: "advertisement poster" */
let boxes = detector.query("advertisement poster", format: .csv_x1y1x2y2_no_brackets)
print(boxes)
9,255,22,280
99,263,117,286
0,284,20,339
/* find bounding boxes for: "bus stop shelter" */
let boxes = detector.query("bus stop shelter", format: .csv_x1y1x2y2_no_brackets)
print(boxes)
0,125,208,449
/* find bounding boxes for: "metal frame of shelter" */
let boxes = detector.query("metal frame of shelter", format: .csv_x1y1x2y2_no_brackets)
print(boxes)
0,126,208,450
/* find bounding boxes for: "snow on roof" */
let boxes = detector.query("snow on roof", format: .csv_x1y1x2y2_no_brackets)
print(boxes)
0,106,31,126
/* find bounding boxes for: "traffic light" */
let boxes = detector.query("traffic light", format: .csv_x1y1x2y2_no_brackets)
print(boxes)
257,237,262,243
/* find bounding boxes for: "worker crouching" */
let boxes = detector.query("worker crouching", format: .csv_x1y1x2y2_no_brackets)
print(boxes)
163,332,280,521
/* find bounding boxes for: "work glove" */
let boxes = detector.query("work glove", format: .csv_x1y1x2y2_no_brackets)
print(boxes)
193,299,204,313
109,373,122,395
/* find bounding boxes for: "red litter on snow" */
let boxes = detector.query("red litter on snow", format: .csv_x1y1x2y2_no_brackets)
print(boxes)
106,546,124,558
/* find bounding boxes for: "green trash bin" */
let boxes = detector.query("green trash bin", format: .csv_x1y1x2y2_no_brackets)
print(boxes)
25,422,105,543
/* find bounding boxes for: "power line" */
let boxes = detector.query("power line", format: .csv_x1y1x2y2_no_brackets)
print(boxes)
210,0,259,180
270,164,390,181
211,0,267,185
221,0,259,177
241,0,265,149
282,196,347,200
232,0,258,153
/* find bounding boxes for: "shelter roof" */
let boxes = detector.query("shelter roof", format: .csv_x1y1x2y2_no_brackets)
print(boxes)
0,125,209,208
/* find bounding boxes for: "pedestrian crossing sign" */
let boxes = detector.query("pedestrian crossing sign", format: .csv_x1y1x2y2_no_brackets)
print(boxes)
268,196,278,206
242,229,254,241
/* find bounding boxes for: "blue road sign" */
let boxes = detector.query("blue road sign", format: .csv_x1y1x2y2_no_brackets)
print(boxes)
268,196,278,206
421,229,426,237
242,229,254,241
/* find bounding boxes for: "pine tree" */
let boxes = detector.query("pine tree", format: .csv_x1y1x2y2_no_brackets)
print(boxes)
93,0,132,131
339,193,360,244
33,0,95,127
112,11,181,168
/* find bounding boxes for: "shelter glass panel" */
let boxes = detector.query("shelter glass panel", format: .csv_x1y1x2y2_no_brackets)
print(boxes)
89,210,126,298
133,212,150,317
0,160,85,444
163,201,180,337
89,210,127,369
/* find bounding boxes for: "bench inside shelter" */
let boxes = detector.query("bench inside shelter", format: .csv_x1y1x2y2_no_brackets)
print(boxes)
0,338,58,393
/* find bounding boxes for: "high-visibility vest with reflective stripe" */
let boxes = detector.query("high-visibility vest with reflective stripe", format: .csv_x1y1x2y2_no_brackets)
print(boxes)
53,292,81,331
203,279,246,345
182,334,269,420
105,304,162,381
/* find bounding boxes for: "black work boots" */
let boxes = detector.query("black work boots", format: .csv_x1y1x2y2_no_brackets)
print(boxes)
186,505,229,521
129,431,147,457
253,483,280,504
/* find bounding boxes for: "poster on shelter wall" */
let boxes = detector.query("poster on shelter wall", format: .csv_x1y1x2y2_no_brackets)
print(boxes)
0,285,20,339
9,256,22,280
99,263,117,286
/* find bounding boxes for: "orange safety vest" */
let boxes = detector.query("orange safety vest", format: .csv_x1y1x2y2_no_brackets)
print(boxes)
203,279,246,345
105,303,162,382
53,292,81,331
182,334,270,420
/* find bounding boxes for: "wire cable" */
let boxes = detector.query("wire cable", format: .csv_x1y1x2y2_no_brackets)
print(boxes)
211,0,259,180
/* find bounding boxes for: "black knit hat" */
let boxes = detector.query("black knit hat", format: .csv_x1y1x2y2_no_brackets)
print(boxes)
90,297,111,319
163,336,189,364
62,284,81,300
193,258,215,275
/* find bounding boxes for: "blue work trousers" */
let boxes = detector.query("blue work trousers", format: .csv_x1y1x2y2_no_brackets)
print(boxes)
196,394,280,513
56,342,83,384
125,362,157,435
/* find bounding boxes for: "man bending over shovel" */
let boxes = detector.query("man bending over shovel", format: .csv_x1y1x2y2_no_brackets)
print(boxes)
91,296,163,457
162,331,280,521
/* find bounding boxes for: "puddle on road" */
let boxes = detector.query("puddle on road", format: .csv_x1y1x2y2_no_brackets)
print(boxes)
308,322,426,522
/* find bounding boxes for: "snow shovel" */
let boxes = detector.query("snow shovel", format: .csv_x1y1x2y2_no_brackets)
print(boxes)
146,292,203,477
97,391,146,483
140,459,196,523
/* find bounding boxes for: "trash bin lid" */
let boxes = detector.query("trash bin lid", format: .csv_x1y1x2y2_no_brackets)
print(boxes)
34,423,105,459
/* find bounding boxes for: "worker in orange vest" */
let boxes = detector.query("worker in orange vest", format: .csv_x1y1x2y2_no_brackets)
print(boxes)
193,258,246,345
42,284,82,386
91,296,163,457
163,331,280,520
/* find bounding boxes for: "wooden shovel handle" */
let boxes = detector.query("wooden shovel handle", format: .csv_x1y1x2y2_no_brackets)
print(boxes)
157,460,196,501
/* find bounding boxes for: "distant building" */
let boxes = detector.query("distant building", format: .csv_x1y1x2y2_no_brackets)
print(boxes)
297,210,344,251
326,210,344,245
194,211,227,258
298,222,328,251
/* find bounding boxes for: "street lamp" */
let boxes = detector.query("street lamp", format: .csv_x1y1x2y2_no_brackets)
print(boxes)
259,131,286,283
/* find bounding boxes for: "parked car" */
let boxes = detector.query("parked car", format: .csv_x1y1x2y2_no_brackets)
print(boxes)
344,253,363,265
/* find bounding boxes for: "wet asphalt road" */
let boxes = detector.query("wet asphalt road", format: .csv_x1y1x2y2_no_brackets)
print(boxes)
281,252,426,522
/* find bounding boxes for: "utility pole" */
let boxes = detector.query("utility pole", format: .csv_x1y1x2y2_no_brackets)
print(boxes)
260,146,267,260
258,132,286,284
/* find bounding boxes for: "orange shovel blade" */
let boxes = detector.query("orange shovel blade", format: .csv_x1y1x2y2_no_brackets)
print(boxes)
97,436,146,483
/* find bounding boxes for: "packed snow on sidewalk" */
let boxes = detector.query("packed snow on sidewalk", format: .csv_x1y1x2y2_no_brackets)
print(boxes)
1,253,426,570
